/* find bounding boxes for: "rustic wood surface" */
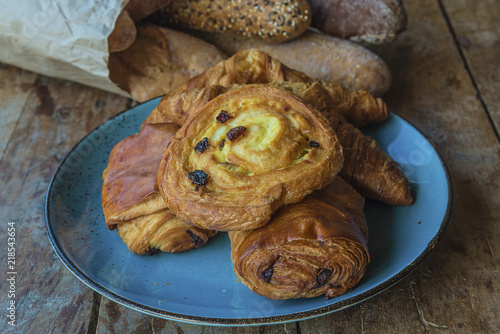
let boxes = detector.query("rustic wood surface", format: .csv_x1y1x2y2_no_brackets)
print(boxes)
0,0,498,333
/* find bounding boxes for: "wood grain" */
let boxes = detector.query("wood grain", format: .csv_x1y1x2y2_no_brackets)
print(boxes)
440,0,500,136
1,0,499,332
0,68,131,333
361,0,500,332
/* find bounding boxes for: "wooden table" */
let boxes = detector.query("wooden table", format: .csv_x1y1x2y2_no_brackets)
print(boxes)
1,0,499,332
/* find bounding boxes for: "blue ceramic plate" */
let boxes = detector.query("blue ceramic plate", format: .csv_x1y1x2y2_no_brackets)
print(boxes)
45,98,452,326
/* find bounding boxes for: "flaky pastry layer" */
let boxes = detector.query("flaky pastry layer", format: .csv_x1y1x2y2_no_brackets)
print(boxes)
102,122,216,254
158,84,343,231
229,177,369,300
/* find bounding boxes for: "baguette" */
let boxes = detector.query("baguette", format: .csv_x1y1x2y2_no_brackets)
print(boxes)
196,29,392,96
108,23,226,101
149,0,311,43
308,0,407,43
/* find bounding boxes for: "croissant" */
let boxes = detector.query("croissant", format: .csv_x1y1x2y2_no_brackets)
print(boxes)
148,81,412,206
102,123,216,254
161,49,388,128
157,84,344,231
228,177,370,300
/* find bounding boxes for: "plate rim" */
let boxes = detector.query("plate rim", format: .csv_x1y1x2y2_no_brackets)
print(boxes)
44,99,454,326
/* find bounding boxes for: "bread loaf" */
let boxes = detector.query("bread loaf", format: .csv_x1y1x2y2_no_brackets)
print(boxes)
125,0,173,21
308,0,407,43
150,0,312,43
107,10,137,53
196,29,392,96
108,23,226,101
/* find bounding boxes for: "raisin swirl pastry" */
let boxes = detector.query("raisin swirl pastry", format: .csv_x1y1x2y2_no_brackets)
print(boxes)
228,177,369,300
148,81,412,206
102,123,217,254
157,84,344,231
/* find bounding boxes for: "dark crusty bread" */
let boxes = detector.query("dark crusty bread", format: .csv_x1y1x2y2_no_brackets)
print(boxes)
149,0,312,43
309,0,407,43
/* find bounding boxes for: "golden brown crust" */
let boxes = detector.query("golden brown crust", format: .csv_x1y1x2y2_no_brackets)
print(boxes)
108,23,226,102
116,209,217,255
326,112,413,206
228,177,369,300
150,0,311,43
309,0,407,43
102,122,180,228
157,84,343,231
146,78,411,206
157,49,388,128
102,122,217,254
195,29,392,96
108,10,137,53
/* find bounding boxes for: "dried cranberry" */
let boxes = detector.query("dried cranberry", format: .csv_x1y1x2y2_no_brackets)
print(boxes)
216,110,232,123
226,126,247,141
219,139,225,150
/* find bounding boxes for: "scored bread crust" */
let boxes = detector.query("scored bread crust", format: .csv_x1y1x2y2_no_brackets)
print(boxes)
157,84,344,231
195,29,392,96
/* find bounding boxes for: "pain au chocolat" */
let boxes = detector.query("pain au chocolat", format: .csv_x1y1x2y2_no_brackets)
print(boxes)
228,177,369,300
102,123,216,255
157,84,344,231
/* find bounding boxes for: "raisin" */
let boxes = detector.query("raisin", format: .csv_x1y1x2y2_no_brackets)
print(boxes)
194,137,209,153
186,230,205,248
188,170,208,187
309,140,320,148
226,126,247,141
314,269,332,288
260,265,273,283
216,110,232,123
219,139,225,150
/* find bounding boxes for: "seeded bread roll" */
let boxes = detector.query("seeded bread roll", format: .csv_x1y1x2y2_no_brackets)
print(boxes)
308,0,407,43
149,0,312,43
196,29,392,96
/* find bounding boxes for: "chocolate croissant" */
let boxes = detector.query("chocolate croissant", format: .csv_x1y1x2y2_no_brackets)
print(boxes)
147,80,412,206
102,123,216,254
157,84,344,231
228,177,370,300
